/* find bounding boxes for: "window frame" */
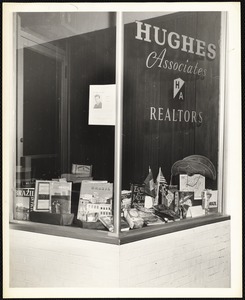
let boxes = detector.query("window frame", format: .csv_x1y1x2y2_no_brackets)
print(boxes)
9,10,229,242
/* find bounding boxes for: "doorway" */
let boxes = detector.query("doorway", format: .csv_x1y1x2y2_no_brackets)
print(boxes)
16,16,68,184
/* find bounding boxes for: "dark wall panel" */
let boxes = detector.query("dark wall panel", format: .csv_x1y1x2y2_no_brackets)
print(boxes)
67,12,221,189
23,48,59,156
122,12,220,189
69,28,116,182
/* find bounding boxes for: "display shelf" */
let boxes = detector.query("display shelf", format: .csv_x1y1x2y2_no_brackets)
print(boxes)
10,213,230,245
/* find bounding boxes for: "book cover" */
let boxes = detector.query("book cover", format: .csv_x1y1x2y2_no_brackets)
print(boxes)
34,181,51,211
202,189,218,214
178,191,194,207
15,188,35,220
77,182,113,221
50,181,72,214
34,180,72,212
79,181,113,203
131,183,145,208
179,191,194,219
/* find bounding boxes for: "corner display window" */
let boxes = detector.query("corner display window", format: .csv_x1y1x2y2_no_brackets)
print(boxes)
13,11,225,238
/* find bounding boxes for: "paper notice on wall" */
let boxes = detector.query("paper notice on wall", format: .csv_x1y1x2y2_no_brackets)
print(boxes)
88,84,116,126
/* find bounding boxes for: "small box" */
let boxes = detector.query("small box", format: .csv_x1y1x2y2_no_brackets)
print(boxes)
71,164,92,177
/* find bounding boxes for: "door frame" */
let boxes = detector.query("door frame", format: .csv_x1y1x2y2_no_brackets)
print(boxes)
16,15,69,174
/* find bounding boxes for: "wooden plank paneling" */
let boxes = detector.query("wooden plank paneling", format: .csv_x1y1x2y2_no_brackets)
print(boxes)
69,28,116,182
122,12,221,189
194,12,221,190
67,12,221,190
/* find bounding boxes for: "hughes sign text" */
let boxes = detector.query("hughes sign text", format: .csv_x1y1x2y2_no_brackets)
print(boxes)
135,21,217,77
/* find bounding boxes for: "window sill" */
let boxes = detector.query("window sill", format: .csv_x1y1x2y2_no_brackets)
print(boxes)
10,213,230,245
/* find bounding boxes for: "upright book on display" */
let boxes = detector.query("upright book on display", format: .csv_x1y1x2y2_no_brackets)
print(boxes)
14,188,35,220
131,183,145,208
77,181,113,222
33,180,72,213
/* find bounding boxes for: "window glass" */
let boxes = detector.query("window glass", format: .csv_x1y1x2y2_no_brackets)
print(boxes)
121,12,224,229
14,11,225,234
14,12,116,231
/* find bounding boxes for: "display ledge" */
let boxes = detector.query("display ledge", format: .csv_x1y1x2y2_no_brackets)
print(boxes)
10,214,230,245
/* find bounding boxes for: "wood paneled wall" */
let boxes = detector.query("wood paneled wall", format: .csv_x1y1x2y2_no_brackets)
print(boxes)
69,28,116,182
68,12,220,190
122,12,220,189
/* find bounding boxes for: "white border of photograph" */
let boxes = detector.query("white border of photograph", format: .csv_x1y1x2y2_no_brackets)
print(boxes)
88,84,116,126
2,2,242,299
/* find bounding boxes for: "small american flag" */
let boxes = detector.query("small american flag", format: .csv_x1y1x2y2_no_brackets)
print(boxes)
156,167,168,186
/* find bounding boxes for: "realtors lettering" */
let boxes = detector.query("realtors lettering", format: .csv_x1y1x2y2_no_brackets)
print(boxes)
150,107,203,123
135,21,217,124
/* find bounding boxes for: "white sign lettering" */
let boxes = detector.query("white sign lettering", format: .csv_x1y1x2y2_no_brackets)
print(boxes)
135,21,216,59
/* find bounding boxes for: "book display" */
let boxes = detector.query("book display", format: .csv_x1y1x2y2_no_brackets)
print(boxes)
20,154,218,232
110,155,217,231
29,180,74,226
11,10,227,241
18,153,218,232
73,155,216,232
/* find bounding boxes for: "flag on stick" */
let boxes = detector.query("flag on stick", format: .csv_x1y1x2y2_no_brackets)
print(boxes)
144,166,156,198
156,167,168,186
155,167,168,205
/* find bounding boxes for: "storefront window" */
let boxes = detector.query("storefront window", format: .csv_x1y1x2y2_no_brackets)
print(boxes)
12,11,226,240
121,12,225,231
14,12,117,231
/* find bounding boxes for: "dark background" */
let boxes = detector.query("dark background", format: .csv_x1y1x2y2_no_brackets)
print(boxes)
23,12,220,191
